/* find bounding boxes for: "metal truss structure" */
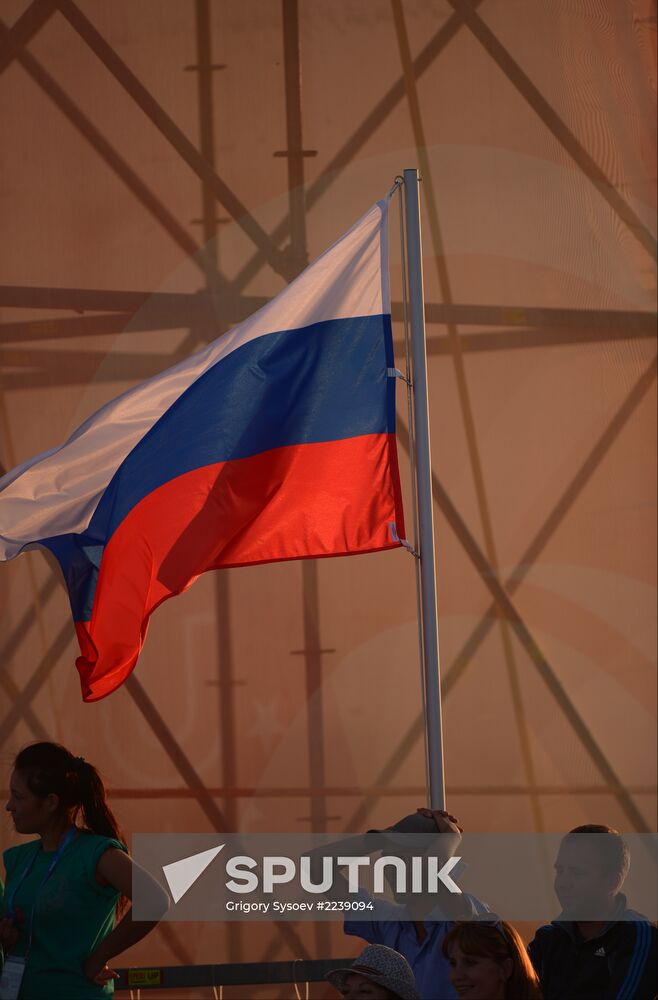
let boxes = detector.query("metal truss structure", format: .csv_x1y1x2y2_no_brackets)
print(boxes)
0,0,656,980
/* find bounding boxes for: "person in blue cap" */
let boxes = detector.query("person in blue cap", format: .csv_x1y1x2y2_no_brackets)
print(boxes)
341,807,489,1000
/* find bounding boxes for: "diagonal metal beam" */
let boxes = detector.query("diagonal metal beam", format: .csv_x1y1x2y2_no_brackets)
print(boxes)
156,923,194,968
124,675,230,832
444,0,658,262
0,20,221,280
0,0,55,74
0,587,309,960
55,0,294,281
0,574,59,667
0,588,199,972
229,1,484,293
124,676,311,960
0,619,72,746
423,455,653,834
345,361,656,832
440,357,658,697
0,349,67,740
344,359,657,833
0,575,59,741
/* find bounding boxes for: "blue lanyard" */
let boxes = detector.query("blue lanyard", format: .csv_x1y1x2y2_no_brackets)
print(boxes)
7,826,78,952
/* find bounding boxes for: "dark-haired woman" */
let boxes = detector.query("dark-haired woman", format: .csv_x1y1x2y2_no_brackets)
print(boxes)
442,921,542,1000
0,742,169,999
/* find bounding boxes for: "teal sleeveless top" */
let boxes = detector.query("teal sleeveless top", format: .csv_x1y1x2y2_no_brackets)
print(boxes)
3,831,127,999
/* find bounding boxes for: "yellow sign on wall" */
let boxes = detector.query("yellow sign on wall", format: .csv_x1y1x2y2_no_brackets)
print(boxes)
127,968,163,986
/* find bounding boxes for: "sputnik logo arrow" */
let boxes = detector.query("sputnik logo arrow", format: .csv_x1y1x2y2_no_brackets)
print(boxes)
162,844,225,903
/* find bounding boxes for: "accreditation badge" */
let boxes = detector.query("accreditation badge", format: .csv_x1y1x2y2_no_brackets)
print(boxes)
0,956,26,1000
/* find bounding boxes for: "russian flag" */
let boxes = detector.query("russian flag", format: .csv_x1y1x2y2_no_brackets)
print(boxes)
0,198,405,701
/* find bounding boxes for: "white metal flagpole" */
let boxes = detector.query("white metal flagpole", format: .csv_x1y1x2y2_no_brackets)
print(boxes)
403,167,447,810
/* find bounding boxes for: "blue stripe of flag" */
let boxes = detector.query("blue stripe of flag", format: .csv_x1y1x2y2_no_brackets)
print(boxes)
41,313,395,623
91,314,394,544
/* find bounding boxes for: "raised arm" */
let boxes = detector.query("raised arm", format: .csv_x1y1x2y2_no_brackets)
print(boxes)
409,807,473,920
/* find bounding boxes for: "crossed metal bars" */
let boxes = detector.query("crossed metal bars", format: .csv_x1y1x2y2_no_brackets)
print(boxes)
0,0,656,973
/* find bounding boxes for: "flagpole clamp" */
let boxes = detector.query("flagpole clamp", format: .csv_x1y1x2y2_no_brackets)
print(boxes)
388,367,412,388
389,521,419,558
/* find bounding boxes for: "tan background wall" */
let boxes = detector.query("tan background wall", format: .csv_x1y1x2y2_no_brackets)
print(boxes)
0,0,656,988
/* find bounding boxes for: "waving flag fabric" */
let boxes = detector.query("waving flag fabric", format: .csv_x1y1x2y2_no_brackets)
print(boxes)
0,198,405,701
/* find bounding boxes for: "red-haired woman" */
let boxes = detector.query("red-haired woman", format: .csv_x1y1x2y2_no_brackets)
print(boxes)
0,741,168,999
442,920,542,999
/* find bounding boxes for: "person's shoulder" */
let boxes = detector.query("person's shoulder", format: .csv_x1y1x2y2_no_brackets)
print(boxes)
612,911,658,945
76,830,127,853
534,921,561,933
618,907,654,924
529,922,563,950
605,900,656,937
69,831,128,893
74,830,128,872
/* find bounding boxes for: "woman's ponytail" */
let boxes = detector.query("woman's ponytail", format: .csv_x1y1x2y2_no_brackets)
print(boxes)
75,758,126,846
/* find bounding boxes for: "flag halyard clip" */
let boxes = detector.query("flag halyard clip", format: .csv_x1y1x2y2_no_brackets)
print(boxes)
386,176,404,200
387,367,412,387
389,521,418,557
